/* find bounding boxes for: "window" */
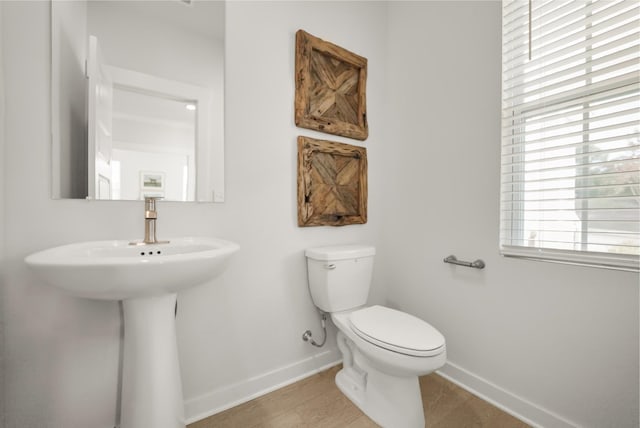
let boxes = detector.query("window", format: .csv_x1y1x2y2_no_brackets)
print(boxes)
501,0,640,271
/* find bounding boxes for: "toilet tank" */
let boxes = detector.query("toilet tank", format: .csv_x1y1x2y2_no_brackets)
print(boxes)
305,245,376,312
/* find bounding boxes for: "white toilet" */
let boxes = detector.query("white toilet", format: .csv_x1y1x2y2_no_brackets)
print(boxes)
305,244,446,428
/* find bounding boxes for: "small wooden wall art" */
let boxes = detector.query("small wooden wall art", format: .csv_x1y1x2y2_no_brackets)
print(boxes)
297,136,367,227
295,30,368,140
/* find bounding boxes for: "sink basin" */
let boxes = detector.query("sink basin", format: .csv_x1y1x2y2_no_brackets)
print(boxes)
25,236,239,428
25,236,239,300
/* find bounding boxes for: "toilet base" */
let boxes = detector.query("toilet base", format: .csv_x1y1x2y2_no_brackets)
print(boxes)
335,332,426,428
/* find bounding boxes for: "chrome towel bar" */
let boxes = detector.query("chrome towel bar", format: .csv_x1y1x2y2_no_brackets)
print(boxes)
443,255,485,269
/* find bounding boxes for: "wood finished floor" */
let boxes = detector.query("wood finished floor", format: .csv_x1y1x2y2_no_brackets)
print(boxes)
188,365,531,428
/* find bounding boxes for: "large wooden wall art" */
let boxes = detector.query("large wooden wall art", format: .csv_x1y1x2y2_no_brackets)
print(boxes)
297,136,367,227
295,30,368,140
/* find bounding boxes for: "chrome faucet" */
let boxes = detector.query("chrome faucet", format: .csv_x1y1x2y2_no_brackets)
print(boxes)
130,197,169,245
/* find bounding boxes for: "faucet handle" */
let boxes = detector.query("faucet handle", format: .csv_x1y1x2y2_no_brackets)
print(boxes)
129,196,168,246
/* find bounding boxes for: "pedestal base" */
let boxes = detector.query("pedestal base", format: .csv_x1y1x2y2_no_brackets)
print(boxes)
121,294,185,428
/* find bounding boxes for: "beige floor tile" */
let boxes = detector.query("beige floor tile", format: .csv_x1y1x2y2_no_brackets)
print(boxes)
295,390,362,428
189,365,531,428
344,414,380,428
421,373,476,426
253,410,306,428
432,395,530,428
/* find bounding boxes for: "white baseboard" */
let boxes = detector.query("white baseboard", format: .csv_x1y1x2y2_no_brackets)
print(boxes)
437,361,578,428
184,349,342,424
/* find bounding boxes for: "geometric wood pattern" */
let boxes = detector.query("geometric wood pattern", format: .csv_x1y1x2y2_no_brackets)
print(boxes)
297,136,367,226
295,30,368,141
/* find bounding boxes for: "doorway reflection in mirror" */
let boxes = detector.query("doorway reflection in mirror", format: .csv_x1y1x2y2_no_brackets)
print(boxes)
51,0,225,202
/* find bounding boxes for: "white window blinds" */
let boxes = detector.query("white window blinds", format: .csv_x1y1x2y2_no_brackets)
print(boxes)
501,0,640,271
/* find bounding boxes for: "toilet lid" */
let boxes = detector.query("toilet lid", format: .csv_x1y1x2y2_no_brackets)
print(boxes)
349,305,445,357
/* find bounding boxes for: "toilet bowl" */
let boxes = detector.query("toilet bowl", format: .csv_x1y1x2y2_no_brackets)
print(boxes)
331,306,445,427
305,245,446,428
334,305,446,377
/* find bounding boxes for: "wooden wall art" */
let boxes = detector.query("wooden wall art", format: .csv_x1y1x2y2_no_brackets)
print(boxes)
295,30,368,140
297,136,367,227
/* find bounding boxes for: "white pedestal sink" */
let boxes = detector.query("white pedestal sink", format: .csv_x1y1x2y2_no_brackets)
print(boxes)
25,237,239,428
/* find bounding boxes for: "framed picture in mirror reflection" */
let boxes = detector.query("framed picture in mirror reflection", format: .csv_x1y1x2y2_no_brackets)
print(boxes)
140,171,165,190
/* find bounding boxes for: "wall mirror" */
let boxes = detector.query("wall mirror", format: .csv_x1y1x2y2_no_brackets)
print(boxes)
51,0,225,202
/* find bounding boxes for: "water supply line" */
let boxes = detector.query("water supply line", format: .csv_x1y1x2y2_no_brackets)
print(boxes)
302,311,327,348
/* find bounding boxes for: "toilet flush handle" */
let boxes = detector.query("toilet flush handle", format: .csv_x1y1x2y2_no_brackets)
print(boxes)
324,263,336,270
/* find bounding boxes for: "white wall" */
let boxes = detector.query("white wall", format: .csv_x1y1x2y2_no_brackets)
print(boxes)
3,4,122,426
0,3,6,425
1,2,638,428
1,1,386,427
51,0,88,199
177,1,388,419
381,2,639,428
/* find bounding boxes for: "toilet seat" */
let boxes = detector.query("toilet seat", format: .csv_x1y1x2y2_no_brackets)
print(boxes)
349,306,445,357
